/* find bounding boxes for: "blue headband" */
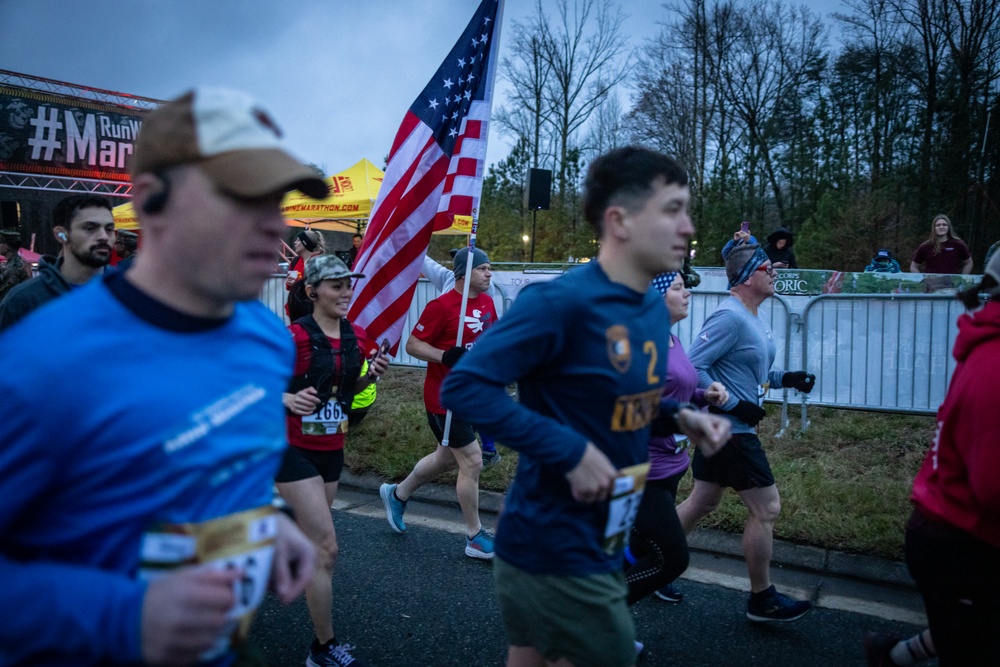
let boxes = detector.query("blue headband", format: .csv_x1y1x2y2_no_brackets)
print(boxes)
728,247,769,288
652,271,679,296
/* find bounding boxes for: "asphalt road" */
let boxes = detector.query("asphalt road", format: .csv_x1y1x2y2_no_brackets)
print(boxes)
249,491,932,667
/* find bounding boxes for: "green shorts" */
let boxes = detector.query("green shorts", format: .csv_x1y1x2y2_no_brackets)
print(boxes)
493,556,635,667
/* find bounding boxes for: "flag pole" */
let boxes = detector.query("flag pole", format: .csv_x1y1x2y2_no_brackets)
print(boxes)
441,217,480,448
440,0,505,448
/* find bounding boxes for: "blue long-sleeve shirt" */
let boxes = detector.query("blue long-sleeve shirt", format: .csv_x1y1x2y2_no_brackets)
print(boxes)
441,261,671,576
0,273,292,666
687,296,785,434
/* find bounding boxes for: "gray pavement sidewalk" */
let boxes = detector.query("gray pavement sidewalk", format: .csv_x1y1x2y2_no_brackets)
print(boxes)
339,469,927,626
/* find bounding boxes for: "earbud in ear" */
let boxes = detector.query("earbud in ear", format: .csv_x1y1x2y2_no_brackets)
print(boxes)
141,172,172,214
307,290,318,301
57,232,68,242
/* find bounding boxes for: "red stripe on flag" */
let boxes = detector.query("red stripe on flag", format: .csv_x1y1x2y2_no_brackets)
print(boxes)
447,195,473,216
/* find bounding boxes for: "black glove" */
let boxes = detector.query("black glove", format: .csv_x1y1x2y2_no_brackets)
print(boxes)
441,346,467,368
711,400,766,427
782,371,816,394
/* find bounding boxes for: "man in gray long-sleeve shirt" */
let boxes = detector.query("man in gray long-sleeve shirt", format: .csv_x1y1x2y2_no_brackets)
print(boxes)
679,243,817,623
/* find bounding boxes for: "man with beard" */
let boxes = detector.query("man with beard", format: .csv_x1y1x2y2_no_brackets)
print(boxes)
0,195,115,331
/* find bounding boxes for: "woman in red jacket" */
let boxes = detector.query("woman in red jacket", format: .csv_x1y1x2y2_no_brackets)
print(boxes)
904,252,1000,665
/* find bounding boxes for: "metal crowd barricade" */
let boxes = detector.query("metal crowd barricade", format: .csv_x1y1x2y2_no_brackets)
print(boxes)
259,272,963,429
258,275,509,368
675,290,797,436
799,294,963,426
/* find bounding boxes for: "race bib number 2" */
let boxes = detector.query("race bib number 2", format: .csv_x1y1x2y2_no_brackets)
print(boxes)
602,462,651,555
139,506,278,661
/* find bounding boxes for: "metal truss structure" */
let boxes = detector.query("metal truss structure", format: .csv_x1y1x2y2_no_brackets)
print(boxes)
0,68,162,111
0,171,131,198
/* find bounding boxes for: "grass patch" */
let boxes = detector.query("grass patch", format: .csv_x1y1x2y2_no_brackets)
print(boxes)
346,367,935,561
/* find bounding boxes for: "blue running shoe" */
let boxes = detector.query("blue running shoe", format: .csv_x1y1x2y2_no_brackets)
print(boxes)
465,528,495,560
654,583,684,603
746,585,812,622
379,483,406,533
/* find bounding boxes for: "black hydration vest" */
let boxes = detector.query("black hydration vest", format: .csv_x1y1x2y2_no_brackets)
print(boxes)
287,315,362,412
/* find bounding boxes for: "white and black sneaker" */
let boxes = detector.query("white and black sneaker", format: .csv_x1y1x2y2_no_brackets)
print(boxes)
306,639,366,667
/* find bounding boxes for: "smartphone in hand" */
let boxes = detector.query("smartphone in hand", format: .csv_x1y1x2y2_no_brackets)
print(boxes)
740,221,750,234
368,338,390,380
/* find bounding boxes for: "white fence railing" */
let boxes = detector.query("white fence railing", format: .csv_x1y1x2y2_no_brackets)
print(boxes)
261,269,967,425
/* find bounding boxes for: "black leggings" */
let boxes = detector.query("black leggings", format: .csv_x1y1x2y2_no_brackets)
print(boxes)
905,509,1000,666
624,470,689,605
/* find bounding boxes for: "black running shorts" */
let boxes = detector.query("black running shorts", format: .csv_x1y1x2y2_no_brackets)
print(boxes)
426,411,478,448
275,445,345,483
691,432,775,491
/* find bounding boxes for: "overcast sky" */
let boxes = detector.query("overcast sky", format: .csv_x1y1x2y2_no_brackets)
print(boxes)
0,0,844,175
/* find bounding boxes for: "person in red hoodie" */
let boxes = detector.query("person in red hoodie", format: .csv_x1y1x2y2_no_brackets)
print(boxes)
903,250,1000,666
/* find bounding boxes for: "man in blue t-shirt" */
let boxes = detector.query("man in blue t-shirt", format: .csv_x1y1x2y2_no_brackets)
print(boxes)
0,87,322,667
442,147,730,667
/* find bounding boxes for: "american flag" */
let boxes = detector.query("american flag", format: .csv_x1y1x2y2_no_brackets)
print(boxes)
348,0,504,354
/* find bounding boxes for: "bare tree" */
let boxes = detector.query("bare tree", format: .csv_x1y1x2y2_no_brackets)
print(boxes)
496,17,555,170
535,0,631,194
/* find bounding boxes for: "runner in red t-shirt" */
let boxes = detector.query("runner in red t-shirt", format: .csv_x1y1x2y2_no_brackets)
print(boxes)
379,247,498,559
275,254,388,667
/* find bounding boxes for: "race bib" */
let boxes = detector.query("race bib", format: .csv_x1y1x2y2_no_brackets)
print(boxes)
302,399,348,435
602,462,651,554
757,382,770,406
139,506,278,661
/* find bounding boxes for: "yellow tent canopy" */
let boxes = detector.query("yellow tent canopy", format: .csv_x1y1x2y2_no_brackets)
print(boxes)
113,157,471,235
282,158,383,233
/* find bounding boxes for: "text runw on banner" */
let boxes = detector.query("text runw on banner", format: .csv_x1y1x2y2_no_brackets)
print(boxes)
347,0,504,355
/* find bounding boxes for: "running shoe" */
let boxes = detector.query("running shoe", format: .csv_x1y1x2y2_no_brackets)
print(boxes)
862,632,902,667
745,585,812,622
306,639,366,667
654,583,684,603
379,483,406,533
634,639,645,656
482,449,502,467
465,528,495,560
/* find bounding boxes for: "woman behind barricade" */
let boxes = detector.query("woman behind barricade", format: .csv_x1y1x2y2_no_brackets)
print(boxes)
276,253,389,667
286,229,326,288
625,272,729,613
903,251,1000,665
764,226,797,269
286,229,326,318
721,221,758,261
909,214,973,275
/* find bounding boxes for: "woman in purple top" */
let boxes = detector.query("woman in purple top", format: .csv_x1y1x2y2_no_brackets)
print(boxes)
625,272,729,606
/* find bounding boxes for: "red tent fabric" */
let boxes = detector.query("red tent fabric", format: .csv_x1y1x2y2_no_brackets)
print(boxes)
18,247,41,263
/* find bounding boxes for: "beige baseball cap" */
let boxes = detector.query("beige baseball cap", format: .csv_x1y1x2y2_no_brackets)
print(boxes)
132,87,328,200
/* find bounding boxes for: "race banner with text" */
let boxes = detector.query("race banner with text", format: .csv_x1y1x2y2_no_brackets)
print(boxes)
0,84,150,182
